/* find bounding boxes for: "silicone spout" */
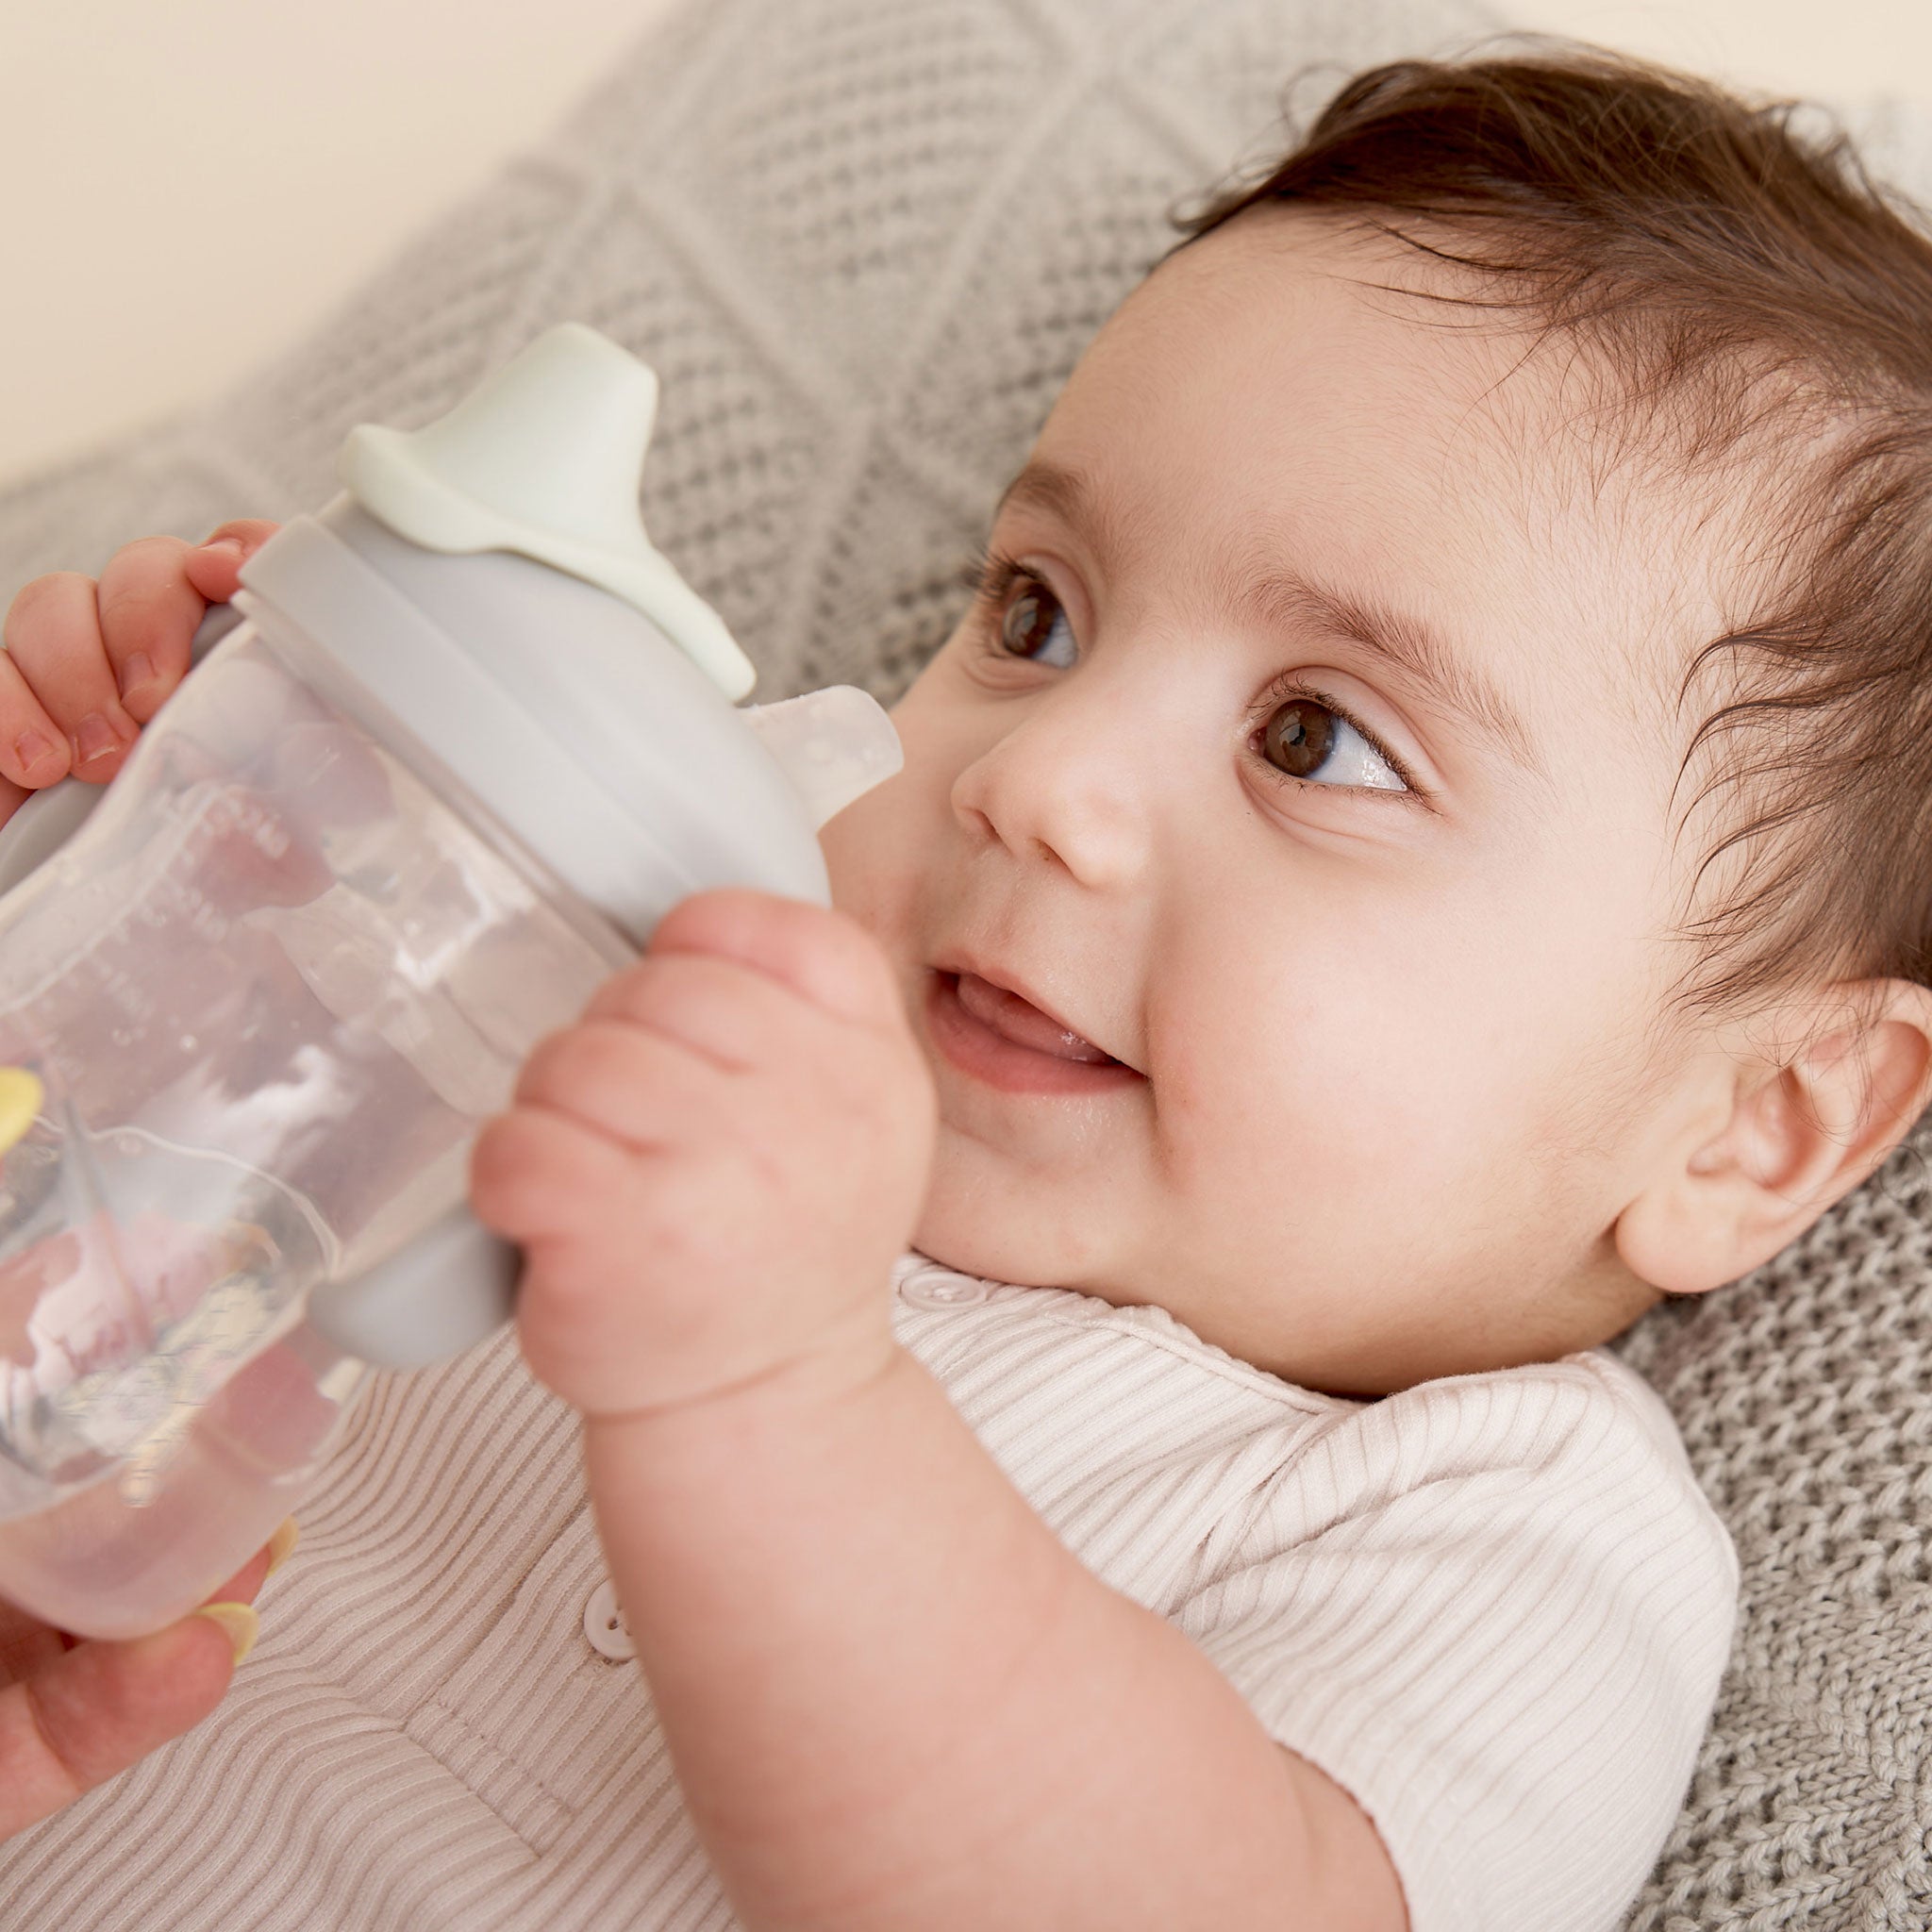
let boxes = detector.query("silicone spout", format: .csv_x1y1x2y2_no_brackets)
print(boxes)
741,687,903,829
339,324,758,700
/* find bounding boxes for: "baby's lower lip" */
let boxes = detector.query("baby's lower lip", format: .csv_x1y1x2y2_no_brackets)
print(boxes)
925,973,1144,1097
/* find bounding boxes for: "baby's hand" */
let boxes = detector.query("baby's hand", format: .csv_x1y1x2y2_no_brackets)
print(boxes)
471,890,936,1423
0,522,279,824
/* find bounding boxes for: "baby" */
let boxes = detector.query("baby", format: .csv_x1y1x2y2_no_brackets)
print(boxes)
5,45,1932,1932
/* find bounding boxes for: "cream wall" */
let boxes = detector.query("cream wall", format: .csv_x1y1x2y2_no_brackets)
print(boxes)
0,0,677,487
1,0,1928,489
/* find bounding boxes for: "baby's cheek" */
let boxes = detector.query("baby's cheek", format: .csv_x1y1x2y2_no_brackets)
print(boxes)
821,806,936,1019
820,785,910,933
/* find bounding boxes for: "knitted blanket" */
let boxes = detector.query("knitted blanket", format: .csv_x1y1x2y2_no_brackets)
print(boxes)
4,2,1930,1924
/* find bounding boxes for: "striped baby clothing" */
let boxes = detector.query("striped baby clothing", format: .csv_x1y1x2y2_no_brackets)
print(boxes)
1,1252,1736,1931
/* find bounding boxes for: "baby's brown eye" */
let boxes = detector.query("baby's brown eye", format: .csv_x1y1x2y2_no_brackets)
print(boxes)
998,579,1076,668
1261,698,1336,778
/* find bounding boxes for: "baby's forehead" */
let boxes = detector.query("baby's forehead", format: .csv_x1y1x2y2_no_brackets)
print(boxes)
1049,211,1748,726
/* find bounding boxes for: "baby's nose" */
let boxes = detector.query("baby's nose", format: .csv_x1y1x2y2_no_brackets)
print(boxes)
949,691,1155,891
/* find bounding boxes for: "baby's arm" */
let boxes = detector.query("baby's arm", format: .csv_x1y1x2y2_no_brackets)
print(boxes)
0,523,279,822
474,891,1409,1932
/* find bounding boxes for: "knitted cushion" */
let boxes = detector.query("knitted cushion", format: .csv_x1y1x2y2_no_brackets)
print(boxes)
0,0,1509,706
4,3,1931,1926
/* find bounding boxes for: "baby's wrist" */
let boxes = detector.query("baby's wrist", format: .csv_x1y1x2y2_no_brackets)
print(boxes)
579,1308,906,1456
576,1324,921,1619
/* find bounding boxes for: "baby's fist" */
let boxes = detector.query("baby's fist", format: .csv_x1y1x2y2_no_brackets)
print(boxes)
470,891,935,1421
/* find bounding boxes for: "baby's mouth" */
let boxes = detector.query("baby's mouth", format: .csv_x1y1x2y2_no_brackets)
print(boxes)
951,971,1117,1064
924,968,1143,1097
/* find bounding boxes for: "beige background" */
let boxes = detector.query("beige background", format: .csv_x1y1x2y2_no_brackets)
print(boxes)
1,0,1928,489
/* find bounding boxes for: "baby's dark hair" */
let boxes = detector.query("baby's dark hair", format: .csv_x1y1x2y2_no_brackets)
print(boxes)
1174,47,1932,1026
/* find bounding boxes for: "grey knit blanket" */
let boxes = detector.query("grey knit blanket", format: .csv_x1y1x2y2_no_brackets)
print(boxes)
4,1,1930,1924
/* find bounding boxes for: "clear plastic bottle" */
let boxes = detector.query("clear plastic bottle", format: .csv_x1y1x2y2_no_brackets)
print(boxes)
0,614,627,1636
0,323,900,1639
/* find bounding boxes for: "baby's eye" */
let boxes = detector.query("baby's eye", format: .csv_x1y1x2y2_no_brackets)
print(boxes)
997,576,1077,670
1258,695,1408,792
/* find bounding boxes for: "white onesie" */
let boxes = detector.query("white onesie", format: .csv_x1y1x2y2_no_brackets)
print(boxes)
1,1253,1737,1932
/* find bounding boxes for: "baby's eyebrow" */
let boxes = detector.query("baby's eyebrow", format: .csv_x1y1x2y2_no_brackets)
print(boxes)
995,458,1542,778
994,460,1136,560
1239,570,1545,777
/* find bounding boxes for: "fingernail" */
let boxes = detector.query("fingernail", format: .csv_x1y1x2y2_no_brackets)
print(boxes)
73,713,120,766
118,651,156,700
13,729,54,774
0,1067,42,1158
195,536,242,556
264,1517,300,1577
192,1601,260,1666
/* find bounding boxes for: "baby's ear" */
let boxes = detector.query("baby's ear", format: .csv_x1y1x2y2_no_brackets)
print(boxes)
1615,978,1932,1296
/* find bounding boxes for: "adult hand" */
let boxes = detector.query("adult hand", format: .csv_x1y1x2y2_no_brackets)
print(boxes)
0,1524,290,1840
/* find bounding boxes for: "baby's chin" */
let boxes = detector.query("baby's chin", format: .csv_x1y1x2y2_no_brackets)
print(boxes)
908,1197,1024,1284
909,1161,1106,1292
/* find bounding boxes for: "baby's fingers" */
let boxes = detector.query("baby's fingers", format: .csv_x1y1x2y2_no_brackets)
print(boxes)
0,774,32,832
103,522,276,724
178,520,278,608
3,571,135,784
96,535,211,724
0,641,71,791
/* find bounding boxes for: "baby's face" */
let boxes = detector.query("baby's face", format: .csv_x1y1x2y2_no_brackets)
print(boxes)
824,211,1742,1393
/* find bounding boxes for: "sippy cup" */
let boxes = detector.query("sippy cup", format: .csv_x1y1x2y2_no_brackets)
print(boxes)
0,325,902,1640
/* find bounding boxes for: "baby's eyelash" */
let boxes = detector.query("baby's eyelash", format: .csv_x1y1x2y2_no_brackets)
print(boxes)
1248,669,1430,803
959,542,1027,613
960,543,1056,664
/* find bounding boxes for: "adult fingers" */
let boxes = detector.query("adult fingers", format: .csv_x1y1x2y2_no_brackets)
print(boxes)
0,1515,288,1839
1,572,136,784
0,1613,239,1840
0,1524,277,1695
0,1595,66,1690
204,1534,277,1608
